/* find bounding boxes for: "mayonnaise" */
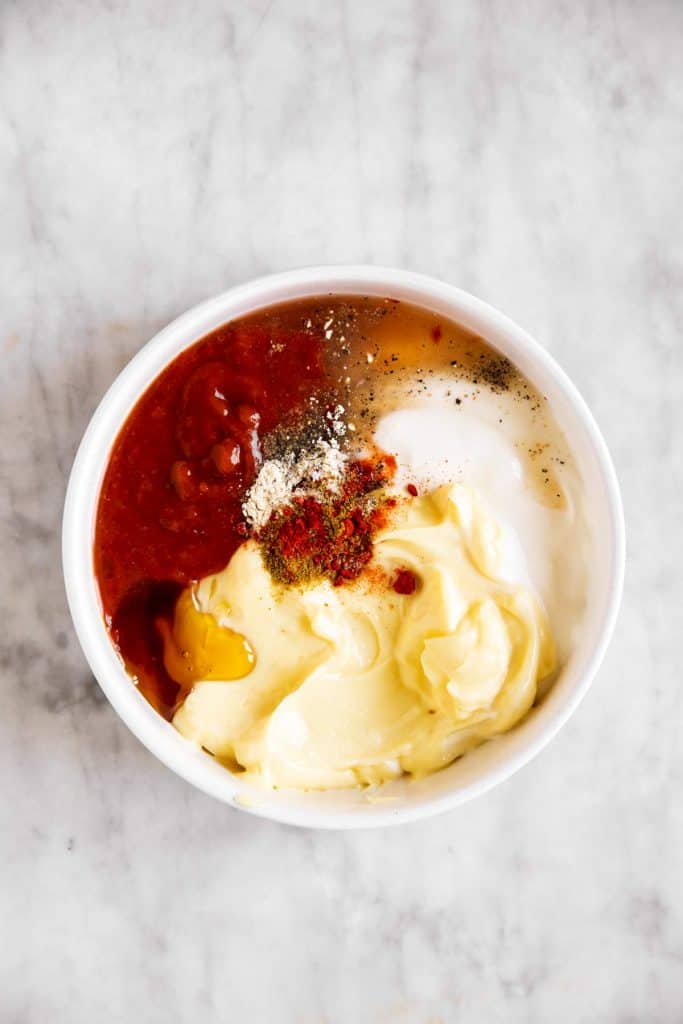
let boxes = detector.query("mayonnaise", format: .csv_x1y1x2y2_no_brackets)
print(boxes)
172,484,556,790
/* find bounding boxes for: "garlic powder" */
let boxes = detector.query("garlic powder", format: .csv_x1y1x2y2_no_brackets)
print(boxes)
242,439,347,530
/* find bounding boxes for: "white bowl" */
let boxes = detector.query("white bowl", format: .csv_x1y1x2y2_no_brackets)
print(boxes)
62,267,624,828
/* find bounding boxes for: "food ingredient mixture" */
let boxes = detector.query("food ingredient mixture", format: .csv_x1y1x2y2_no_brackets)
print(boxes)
94,295,588,790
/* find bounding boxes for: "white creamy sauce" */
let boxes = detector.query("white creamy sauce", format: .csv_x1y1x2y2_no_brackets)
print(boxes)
374,385,590,664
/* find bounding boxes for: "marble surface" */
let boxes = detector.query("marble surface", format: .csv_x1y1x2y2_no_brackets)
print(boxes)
1,0,681,1020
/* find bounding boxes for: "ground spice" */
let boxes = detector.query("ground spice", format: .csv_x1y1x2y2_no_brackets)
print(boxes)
476,355,513,391
256,457,396,586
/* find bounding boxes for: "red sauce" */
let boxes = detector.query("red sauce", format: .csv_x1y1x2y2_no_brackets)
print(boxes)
95,320,329,717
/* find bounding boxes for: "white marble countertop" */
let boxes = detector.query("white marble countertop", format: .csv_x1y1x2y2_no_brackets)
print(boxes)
1,1,681,1020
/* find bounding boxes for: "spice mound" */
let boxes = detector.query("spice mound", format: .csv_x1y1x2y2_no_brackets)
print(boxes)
241,422,398,587
256,457,396,586
242,438,347,530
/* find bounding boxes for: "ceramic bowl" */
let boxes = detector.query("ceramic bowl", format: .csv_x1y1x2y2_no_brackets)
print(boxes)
63,267,624,828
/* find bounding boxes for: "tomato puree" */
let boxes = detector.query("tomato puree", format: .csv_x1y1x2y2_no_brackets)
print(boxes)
95,319,329,717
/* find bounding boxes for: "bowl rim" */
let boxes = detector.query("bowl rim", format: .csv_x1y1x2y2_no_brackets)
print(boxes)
62,265,625,829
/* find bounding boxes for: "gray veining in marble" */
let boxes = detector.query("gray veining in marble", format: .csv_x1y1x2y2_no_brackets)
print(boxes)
1,1,682,1021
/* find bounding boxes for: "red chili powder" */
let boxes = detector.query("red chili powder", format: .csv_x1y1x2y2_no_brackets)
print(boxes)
256,457,397,587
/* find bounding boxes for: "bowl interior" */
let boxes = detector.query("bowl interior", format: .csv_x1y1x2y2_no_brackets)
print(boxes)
63,267,623,827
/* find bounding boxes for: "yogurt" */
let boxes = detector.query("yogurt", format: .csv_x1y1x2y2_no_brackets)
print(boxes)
374,384,590,665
